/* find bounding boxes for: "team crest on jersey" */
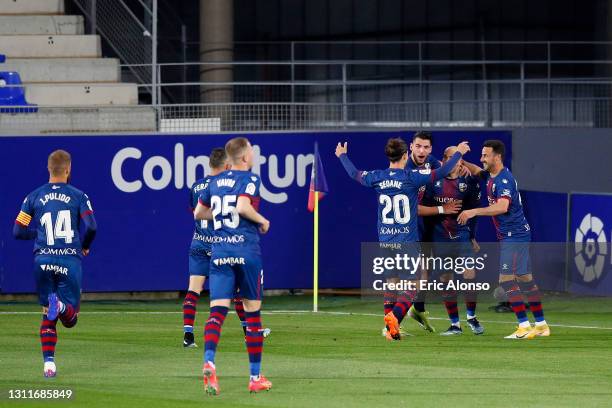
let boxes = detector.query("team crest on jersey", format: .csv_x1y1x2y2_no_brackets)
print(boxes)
435,181,441,187
251,176,258,182
425,163,431,169
502,178,508,184
459,182,467,192
245,183,256,195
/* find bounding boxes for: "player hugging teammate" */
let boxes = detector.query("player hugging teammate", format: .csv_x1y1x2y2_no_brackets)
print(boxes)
337,133,550,340
194,137,273,394
336,136,470,340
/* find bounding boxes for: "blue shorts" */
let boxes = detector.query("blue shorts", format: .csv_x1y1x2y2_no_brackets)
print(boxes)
34,255,82,308
189,248,211,277
499,236,531,276
209,251,263,301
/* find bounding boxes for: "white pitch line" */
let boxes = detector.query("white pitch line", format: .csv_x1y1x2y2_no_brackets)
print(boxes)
1,309,612,331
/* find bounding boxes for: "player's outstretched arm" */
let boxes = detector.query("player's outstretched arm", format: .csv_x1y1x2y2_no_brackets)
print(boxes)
433,141,470,181
462,161,485,179
457,199,509,225
194,201,213,220
336,142,370,185
418,200,462,216
412,142,469,187
236,196,270,233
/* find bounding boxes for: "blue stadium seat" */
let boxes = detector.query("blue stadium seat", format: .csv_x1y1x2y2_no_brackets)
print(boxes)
0,71,38,113
0,54,5,63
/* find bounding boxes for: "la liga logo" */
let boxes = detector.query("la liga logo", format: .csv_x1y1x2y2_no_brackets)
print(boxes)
574,213,608,283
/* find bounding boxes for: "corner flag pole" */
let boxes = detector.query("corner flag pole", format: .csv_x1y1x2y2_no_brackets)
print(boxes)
313,191,319,312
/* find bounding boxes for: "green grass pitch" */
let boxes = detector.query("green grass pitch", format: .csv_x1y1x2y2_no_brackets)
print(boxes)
1,294,612,408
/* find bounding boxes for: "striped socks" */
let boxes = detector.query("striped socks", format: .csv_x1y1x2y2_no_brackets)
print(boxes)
391,291,415,323
442,290,460,326
183,290,200,333
40,315,57,362
204,306,228,363
245,311,264,379
59,303,78,328
234,296,247,334
383,291,396,316
500,280,530,327
518,280,546,325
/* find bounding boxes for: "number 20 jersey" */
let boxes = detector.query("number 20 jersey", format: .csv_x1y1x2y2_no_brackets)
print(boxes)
16,183,94,257
198,170,262,254
361,168,437,243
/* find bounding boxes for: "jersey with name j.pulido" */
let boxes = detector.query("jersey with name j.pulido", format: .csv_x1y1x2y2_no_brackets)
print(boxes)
484,167,531,240
16,183,94,257
198,170,262,253
360,168,441,242
190,176,215,256
423,175,480,240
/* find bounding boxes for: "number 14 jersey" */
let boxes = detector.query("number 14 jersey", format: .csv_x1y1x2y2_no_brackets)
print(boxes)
16,183,94,257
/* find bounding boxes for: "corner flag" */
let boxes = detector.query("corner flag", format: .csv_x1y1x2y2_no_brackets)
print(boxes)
308,142,328,212
308,142,328,312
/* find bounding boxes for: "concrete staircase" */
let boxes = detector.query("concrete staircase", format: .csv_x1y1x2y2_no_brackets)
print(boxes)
0,0,156,133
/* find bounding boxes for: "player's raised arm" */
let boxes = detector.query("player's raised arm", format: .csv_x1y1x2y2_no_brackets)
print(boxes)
410,141,469,187
13,196,36,240
335,142,372,186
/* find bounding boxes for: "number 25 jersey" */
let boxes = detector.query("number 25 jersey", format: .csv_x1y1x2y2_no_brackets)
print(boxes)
198,170,262,253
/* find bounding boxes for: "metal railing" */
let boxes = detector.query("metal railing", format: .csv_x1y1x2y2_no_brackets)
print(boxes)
4,40,612,133
71,0,158,103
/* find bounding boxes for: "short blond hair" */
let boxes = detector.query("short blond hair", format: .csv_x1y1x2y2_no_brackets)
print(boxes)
48,149,71,176
225,137,250,163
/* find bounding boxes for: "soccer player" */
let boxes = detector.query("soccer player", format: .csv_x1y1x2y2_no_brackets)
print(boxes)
183,148,232,347
183,148,271,348
406,131,442,330
13,150,97,377
458,140,550,339
420,146,484,335
194,137,272,394
335,138,470,340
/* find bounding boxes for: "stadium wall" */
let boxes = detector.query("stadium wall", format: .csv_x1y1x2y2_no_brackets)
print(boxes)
512,128,612,193
0,130,510,294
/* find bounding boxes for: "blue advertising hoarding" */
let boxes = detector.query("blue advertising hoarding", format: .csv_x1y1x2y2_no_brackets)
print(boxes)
0,130,511,293
569,193,612,295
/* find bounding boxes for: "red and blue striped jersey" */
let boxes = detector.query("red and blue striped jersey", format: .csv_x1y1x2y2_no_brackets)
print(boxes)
423,175,480,240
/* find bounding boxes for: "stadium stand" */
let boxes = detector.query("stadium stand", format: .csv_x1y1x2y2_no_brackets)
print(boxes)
0,71,37,113
0,0,155,132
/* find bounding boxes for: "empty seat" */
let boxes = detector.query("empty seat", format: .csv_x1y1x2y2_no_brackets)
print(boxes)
0,71,38,113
